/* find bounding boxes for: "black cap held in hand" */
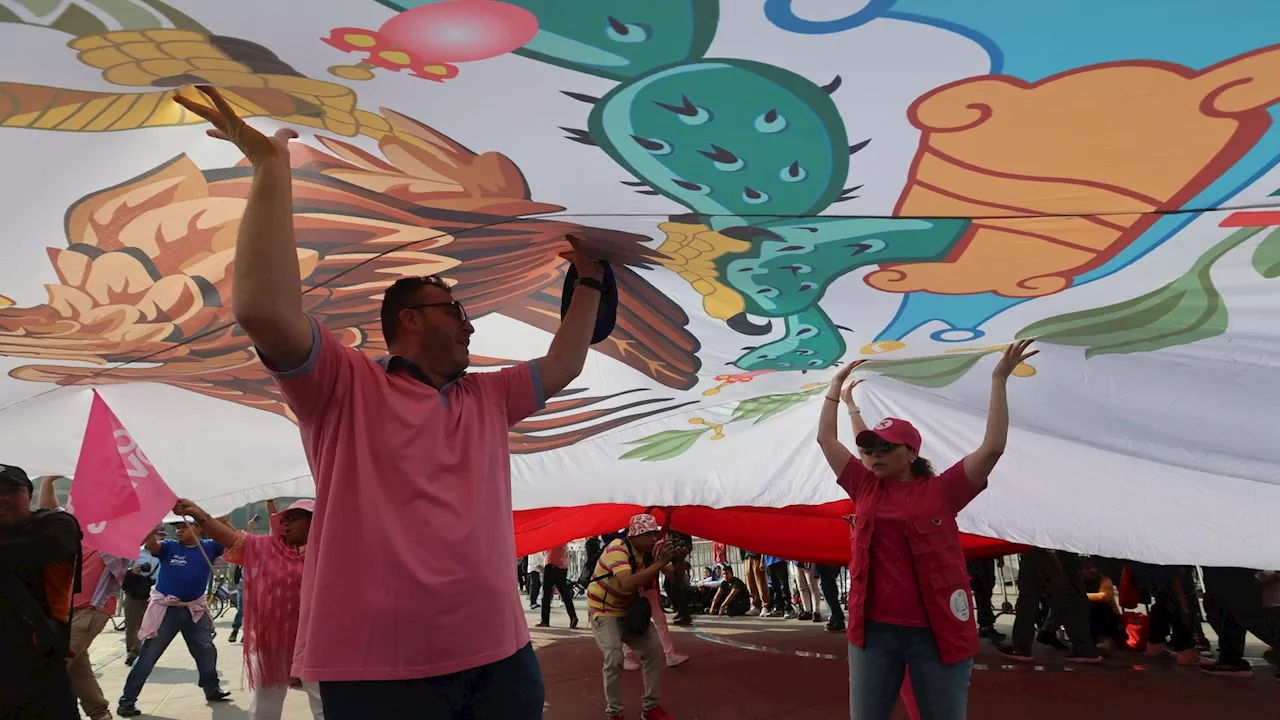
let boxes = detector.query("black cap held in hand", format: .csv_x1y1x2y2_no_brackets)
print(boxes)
561,261,618,345
0,464,33,494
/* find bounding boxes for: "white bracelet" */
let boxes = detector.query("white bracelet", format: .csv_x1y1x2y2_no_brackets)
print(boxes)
848,406,861,415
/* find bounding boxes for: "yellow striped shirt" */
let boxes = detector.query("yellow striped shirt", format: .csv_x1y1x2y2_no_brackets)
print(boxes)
586,539,637,617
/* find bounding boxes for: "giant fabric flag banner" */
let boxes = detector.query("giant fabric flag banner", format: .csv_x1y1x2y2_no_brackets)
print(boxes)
0,1,1278,567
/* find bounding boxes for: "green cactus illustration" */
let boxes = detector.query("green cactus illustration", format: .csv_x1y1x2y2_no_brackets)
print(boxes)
1017,227,1262,357
718,217,969,317
588,58,851,218
505,0,719,80
733,305,847,371
621,385,824,461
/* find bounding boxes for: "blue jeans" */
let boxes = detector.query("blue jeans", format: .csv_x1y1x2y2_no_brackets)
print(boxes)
231,587,244,631
848,621,973,720
319,642,544,719
119,606,222,705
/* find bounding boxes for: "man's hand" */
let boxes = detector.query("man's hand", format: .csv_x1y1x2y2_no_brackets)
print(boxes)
559,235,605,282
173,86,297,167
172,499,208,523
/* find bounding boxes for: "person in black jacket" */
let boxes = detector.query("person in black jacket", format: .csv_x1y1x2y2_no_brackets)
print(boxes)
0,464,82,720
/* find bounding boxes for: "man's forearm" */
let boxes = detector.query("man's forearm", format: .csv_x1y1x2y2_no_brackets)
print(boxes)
547,286,599,367
188,509,238,549
232,161,302,328
37,476,58,510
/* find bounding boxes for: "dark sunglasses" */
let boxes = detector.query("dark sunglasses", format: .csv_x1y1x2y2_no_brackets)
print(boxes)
403,300,469,324
857,439,902,455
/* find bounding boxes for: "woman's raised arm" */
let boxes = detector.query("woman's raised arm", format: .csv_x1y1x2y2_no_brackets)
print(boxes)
817,361,865,474
963,340,1037,489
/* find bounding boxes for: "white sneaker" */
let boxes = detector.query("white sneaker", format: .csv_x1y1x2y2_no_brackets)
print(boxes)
666,653,690,668
623,656,640,671
745,607,761,617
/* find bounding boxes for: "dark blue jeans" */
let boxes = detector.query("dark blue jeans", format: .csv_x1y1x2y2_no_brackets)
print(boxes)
848,621,972,720
319,642,544,719
119,605,222,705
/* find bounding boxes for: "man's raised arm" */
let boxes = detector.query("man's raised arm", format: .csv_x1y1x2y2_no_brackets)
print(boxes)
173,86,312,371
537,236,604,399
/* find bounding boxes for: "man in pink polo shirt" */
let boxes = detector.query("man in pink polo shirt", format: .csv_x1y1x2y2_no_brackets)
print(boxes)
176,87,609,719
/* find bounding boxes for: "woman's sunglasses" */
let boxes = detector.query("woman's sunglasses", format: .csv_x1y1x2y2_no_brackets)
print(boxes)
857,439,902,455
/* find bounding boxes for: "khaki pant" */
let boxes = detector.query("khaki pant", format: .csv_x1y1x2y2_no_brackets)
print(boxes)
590,614,662,716
123,593,147,659
68,607,112,720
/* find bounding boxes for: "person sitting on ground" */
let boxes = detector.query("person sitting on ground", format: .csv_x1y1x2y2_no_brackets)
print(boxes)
117,506,230,717
710,565,753,617
172,498,323,719
586,513,684,720
1081,559,1123,651
0,464,81,720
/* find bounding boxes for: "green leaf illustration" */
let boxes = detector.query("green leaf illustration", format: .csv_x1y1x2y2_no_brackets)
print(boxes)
1017,227,1261,357
1251,228,1280,279
619,427,710,461
731,386,826,424
861,352,997,389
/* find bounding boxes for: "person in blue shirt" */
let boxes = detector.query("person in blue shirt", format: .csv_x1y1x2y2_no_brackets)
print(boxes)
117,509,230,717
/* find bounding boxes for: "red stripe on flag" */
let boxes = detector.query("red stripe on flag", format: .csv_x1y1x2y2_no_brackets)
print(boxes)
1220,211,1280,227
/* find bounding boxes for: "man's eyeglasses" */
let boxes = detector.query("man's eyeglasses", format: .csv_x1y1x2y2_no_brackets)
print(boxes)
403,300,469,324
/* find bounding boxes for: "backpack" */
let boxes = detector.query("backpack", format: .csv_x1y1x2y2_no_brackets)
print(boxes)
0,510,82,685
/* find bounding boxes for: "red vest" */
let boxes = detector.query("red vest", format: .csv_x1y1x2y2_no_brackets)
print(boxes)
844,475,978,664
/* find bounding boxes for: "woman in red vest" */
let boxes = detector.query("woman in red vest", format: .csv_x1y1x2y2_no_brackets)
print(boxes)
817,340,1036,720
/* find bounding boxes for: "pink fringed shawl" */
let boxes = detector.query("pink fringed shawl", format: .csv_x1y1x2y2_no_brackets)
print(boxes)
225,532,306,689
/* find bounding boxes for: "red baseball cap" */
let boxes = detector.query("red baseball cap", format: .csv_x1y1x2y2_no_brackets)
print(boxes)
856,418,922,452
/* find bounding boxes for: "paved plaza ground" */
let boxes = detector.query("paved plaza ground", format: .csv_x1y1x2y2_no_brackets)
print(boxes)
84,600,1278,719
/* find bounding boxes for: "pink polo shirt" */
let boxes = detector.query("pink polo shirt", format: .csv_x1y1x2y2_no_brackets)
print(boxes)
268,317,544,681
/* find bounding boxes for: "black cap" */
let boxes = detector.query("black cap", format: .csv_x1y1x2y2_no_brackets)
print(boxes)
0,464,33,494
560,261,618,345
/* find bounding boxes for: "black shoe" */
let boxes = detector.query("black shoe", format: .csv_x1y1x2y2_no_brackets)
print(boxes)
979,626,1007,642
228,628,238,643
996,644,1035,662
206,690,232,702
797,611,813,621
811,612,823,623
1201,661,1253,677
124,655,137,667
1264,648,1278,667
825,622,846,633
1036,632,1069,651
118,705,142,717
672,615,692,627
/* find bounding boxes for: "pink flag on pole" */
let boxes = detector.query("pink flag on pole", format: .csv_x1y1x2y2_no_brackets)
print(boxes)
66,390,176,560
